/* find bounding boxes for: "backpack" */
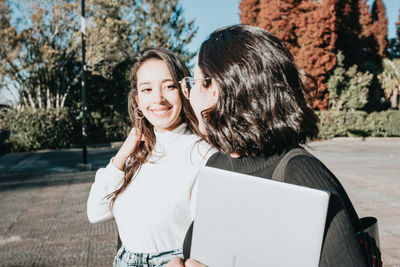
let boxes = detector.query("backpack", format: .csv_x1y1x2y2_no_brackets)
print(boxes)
272,148,382,267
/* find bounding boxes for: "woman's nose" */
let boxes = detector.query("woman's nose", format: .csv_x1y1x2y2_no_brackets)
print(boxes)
153,87,165,103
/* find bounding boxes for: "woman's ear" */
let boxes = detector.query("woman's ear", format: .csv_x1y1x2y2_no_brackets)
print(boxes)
135,95,139,106
209,79,220,102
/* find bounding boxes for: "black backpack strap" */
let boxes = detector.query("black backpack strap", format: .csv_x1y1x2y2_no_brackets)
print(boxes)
272,148,311,182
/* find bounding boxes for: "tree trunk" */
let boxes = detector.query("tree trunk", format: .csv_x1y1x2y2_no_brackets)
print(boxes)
56,92,60,109
37,86,42,109
27,91,36,111
60,93,67,108
47,88,51,109
391,87,399,109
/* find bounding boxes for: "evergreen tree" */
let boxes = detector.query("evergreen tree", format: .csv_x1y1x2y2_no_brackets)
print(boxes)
335,0,362,68
327,51,372,111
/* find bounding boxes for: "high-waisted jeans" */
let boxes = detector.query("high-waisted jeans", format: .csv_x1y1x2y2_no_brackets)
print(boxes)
113,245,183,267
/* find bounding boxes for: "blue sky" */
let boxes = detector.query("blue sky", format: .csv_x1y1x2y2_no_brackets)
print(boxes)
181,0,400,64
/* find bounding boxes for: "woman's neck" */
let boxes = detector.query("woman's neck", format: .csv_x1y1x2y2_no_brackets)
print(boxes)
229,152,241,158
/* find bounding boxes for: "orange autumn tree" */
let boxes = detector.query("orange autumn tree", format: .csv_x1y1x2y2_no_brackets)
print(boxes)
371,0,388,57
240,0,338,110
239,0,389,110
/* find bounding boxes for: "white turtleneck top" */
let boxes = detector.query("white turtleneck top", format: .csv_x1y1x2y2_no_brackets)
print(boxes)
87,123,214,253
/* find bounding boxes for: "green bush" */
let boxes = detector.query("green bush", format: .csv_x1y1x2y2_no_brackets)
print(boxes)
317,110,400,139
0,108,80,152
327,51,373,111
0,107,130,153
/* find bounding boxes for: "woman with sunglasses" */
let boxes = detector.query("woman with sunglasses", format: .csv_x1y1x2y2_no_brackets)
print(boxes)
167,25,367,267
87,48,214,267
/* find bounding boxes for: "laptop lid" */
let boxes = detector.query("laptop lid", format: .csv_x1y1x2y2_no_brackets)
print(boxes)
191,166,330,267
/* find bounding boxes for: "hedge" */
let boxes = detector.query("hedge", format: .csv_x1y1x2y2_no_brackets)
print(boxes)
0,108,80,153
0,107,130,153
317,110,400,139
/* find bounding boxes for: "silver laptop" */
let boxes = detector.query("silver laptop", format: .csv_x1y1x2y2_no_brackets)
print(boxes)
191,166,330,267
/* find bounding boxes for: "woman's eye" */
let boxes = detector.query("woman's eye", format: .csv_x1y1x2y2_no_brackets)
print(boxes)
140,88,151,93
164,84,177,90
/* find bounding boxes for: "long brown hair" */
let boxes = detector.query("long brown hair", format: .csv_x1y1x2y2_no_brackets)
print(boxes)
108,48,200,207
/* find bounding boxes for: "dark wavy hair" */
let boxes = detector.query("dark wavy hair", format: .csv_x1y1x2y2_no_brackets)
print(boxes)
108,48,200,207
198,24,319,156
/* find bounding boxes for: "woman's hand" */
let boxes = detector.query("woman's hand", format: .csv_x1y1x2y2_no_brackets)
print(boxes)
185,259,207,267
165,257,185,267
165,257,207,267
112,128,143,170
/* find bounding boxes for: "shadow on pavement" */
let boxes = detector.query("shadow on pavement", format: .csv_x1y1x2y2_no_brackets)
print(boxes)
0,146,119,190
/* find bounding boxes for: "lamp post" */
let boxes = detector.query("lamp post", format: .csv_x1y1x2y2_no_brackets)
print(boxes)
78,0,91,171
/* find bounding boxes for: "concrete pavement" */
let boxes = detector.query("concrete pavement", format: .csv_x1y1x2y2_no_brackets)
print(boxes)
308,138,400,267
0,138,399,266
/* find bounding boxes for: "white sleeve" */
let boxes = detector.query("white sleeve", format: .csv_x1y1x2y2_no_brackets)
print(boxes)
87,158,124,223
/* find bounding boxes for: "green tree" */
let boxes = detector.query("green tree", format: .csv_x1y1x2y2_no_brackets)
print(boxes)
129,0,197,63
83,0,133,79
82,0,198,78
0,0,23,104
0,0,80,110
327,51,373,111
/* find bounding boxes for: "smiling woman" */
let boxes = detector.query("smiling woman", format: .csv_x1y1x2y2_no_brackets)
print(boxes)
87,48,215,267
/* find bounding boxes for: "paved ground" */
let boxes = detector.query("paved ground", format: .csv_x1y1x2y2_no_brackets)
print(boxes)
308,138,400,267
0,139,399,267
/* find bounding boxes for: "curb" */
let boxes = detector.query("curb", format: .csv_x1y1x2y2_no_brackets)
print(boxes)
331,137,400,141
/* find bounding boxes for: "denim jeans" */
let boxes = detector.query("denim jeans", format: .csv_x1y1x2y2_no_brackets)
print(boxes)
113,245,183,267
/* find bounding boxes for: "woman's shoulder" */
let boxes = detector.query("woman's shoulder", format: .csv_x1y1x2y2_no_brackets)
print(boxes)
284,148,327,172
283,148,343,193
